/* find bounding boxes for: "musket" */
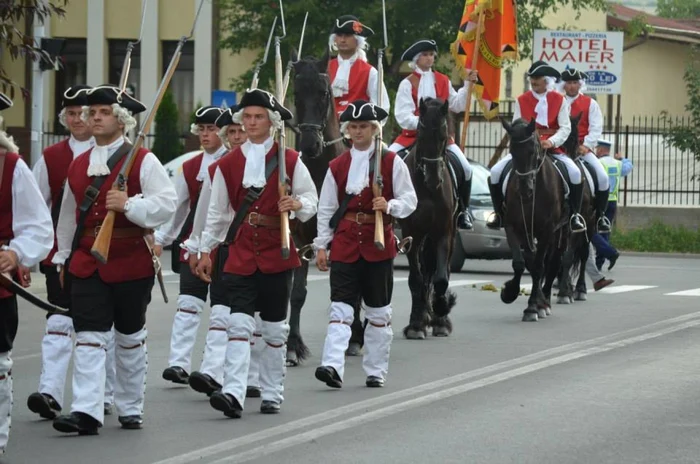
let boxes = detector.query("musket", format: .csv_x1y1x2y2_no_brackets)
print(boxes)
119,0,149,92
372,0,389,251
274,0,291,259
0,272,68,314
252,16,278,90
281,11,308,103
91,0,206,267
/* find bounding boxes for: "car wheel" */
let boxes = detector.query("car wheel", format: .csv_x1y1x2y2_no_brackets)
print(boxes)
450,234,466,273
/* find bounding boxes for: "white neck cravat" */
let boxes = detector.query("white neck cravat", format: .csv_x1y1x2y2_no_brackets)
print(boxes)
332,52,359,98
242,137,274,188
531,90,550,127
346,146,373,195
69,135,95,159
88,136,124,177
415,67,436,101
197,145,227,181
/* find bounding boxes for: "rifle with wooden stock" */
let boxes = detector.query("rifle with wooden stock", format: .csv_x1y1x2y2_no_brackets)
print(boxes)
274,0,291,260
372,0,389,251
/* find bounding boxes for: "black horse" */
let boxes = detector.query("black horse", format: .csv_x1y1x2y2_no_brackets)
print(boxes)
286,53,364,365
399,97,458,339
499,118,570,321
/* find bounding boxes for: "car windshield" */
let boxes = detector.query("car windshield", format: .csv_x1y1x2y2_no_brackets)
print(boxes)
468,161,493,207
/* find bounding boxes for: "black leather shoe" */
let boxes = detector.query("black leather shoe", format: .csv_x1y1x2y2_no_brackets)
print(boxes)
188,371,222,397
210,391,243,419
27,392,61,420
608,252,619,271
597,216,612,233
118,415,143,430
570,215,586,233
457,211,474,230
246,386,262,398
260,400,281,414
162,366,189,384
53,412,100,435
486,212,503,230
365,376,385,388
315,366,342,388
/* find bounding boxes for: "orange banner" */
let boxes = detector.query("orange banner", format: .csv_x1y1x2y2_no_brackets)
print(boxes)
451,0,518,120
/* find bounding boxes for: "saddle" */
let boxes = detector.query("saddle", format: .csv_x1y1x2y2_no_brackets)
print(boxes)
400,145,462,204
501,155,572,199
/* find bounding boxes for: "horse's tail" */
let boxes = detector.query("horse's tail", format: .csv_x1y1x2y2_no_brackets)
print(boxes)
569,235,590,282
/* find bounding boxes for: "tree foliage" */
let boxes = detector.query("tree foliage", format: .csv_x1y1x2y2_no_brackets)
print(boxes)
0,1,69,96
663,46,700,164
657,0,700,19
218,0,608,94
152,89,184,165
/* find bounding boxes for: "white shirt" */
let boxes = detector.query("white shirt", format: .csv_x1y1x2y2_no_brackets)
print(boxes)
394,69,469,131
565,93,603,151
182,172,214,255
32,135,96,207
313,151,418,251
154,145,227,247
3,157,54,267
513,92,572,148
52,136,178,265
199,139,318,253
333,53,391,118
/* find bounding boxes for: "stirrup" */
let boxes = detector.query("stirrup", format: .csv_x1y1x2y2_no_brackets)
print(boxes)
597,216,611,232
570,213,587,233
458,211,474,230
486,212,502,230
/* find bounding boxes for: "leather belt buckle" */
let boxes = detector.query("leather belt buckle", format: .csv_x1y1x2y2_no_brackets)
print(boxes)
247,212,259,226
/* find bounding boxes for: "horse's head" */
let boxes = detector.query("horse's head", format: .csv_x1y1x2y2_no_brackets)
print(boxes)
562,112,582,159
292,51,334,158
414,97,450,191
502,117,540,196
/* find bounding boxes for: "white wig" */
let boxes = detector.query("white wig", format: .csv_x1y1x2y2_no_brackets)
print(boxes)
217,123,245,149
408,51,437,71
529,76,558,93
0,116,19,153
232,108,283,136
81,103,137,133
339,119,381,138
328,34,368,62
556,79,588,94
58,108,68,129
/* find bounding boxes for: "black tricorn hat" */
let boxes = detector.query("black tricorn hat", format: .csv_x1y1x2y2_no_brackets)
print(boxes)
339,99,388,123
85,85,147,115
527,61,561,79
401,39,438,62
0,92,12,112
215,107,234,128
194,105,224,125
332,15,374,38
561,68,589,82
237,89,293,121
62,85,92,108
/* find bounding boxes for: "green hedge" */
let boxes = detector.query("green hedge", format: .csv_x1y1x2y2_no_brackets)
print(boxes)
611,220,700,254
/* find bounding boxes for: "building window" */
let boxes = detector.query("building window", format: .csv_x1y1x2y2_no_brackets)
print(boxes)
53,38,87,133
108,40,142,99
162,40,195,131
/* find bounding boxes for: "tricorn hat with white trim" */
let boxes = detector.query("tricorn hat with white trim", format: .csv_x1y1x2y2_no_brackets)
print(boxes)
561,68,588,82
62,85,92,108
194,105,224,125
215,106,237,128
339,99,388,123
86,85,147,115
401,39,438,62
331,15,374,37
237,89,293,121
527,61,561,79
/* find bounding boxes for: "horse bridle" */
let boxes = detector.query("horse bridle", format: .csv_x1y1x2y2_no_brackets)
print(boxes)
512,133,545,253
416,118,448,177
297,73,344,148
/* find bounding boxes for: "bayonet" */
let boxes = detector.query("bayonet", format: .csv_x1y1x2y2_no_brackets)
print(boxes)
119,0,149,93
281,11,308,103
252,16,278,89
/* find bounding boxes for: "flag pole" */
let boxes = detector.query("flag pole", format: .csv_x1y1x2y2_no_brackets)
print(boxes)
460,4,486,153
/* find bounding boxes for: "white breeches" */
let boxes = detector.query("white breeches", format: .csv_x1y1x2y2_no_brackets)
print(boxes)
114,328,148,418
580,152,610,191
222,313,256,408
198,304,230,387
258,320,289,404
388,142,473,181
490,153,582,185
320,301,354,380
105,328,116,407
71,331,109,423
0,352,12,455
168,294,205,372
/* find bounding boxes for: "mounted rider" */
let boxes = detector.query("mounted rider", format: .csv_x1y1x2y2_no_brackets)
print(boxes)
328,15,390,121
488,60,586,233
388,39,475,230
559,68,611,233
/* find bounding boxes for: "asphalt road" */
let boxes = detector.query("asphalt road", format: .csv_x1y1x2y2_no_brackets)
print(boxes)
4,252,700,464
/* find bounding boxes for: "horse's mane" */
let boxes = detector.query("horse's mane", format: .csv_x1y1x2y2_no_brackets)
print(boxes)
562,113,581,158
509,118,536,143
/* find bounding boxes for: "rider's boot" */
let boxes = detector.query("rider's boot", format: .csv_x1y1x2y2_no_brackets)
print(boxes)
594,190,612,233
457,178,474,230
568,182,586,233
487,180,504,230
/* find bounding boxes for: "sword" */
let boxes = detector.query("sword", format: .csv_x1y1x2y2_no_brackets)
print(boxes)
281,11,308,103
143,234,169,303
0,273,68,313
251,16,278,90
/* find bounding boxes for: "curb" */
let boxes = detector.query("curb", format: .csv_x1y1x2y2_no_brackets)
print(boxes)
619,251,700,259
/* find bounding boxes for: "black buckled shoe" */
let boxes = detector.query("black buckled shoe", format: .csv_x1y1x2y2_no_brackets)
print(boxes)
53,412,100,435
162,366,189,384
246,386,262,398
188,371,222,397
260,400,281,414
365,376,385,388
118,415,143,430
315,366,342,388
27,392,61,420
210,391,243,419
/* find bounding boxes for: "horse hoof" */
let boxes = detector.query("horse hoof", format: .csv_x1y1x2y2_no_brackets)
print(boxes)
522,312,538,322
545,306,552,316
557,295,572,305
574,291,587,301
501,286,519,304
432,326,450,337
404,328,426,340
345,343,362,356
285,350,299,367
537,308,548,319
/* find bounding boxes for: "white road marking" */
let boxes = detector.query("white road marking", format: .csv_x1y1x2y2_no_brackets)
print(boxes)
665,288,700,297
150,309,700,464
597,285,658,294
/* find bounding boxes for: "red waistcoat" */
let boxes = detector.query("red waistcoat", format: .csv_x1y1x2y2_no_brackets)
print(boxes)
67,146,154,283
218,144,301,275
0,153,20,299
393,72,453,148
517,91,566,154
328,58,372,119
569,94,592,147
329,150,397,263
177,153,204,263
40,139,75,266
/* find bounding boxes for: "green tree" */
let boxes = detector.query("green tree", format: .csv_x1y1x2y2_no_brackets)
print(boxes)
657,0,700,19
1,1,69,94
152,89,184,164
663,46,700,164
218,0,608,94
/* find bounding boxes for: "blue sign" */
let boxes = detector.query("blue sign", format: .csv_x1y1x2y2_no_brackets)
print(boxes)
585,70,618,86
211,90,237,109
